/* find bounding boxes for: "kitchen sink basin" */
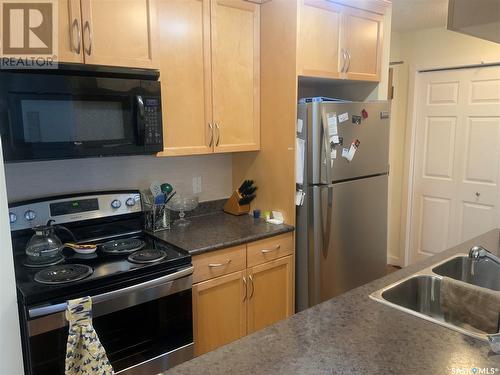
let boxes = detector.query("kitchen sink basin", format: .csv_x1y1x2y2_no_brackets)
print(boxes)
370,254,500,341
432,256,500,291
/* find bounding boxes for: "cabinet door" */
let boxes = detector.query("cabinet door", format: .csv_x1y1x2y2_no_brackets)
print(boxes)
58,0,83,63
211,0,260,153
80,0,158,68
343,8,383,82
247,255,294,334
298,0,343,78
192,270,247,356
157,0,213,156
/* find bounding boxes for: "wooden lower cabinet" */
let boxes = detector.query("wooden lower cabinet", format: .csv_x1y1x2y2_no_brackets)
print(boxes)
192,239,295,356
192,270,247,356
247,255,294,334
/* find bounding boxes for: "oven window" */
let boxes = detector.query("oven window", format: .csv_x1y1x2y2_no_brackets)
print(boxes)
20,99,127,143
28,290,193,375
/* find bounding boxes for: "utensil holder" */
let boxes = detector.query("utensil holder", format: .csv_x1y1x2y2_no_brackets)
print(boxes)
223,190,250,216
142,192,171,232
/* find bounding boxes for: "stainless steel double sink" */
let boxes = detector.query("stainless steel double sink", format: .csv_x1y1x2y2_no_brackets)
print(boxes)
370,254,500,340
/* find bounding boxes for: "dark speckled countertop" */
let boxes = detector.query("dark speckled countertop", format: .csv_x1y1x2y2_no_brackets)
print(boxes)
150,211,294,255
165,229,500,375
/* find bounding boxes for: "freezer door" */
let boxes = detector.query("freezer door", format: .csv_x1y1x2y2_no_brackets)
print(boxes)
309,174,388,305
299,101,332,185
321,102,390,181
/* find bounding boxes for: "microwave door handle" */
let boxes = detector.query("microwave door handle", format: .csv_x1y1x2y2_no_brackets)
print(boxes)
136,95,145,119
136,95,145,144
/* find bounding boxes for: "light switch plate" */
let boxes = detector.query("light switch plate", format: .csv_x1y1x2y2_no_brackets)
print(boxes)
192,176,202,194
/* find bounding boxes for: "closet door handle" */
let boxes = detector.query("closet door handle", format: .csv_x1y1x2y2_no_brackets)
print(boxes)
83,20,92,56
71,18,81,54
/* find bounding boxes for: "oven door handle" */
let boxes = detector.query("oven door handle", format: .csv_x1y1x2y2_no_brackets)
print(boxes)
29,265,194,319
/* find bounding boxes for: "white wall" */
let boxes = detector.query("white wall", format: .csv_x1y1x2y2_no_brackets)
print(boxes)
389,26,500,266
5,154,233,203
0,140,24,375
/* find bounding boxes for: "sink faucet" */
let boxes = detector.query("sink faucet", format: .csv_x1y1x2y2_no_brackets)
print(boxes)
468,246,500,265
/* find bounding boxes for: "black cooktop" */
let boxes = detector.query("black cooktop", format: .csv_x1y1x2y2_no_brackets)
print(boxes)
13,232,191,306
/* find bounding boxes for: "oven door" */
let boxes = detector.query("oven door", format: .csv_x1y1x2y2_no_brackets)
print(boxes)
25,266,194,375
0,70,162,162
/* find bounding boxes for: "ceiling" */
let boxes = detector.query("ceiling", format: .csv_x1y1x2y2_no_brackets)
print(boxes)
391,0,449,32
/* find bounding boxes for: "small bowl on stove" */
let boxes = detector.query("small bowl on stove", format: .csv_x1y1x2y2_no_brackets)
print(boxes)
64,243,98,255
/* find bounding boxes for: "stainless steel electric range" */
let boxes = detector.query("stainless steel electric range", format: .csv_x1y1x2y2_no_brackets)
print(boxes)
9,190,194,375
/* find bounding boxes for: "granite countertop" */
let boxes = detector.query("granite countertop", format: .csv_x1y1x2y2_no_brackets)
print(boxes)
165,229,500,375
150,211,294,256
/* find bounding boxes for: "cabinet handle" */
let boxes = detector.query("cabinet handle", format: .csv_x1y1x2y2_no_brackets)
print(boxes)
248,275,254,299
261,244,281,254
83,20,93,56
242,276,247,301
208,123,214,147
208,259,231,268
346,50,351,73
71,18,81,54
215,123,220,147
341,48,347,73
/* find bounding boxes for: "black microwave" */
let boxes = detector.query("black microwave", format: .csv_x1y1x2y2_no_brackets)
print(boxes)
0,64,163,162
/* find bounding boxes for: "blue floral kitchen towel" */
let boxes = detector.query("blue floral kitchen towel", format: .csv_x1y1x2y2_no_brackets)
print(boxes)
65,296,113,375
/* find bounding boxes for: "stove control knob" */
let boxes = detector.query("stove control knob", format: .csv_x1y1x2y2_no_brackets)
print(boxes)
9,212,17,224
111,199,122,209
24,210,36,221
126,198,136,207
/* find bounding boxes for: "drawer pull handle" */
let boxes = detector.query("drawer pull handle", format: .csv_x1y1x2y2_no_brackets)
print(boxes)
208,259,232,268
261,244,281,254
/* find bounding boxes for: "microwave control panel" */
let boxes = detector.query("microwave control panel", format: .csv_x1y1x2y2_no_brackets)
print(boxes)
144,97,162,145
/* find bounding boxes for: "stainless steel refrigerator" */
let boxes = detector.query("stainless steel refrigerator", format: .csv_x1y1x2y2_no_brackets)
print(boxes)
296,98,390,312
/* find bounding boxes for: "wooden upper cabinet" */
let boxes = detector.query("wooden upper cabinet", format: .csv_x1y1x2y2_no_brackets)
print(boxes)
192,270,247,356
297,0,384,82
58,0,84,63
298,0,342,78
247,255,294,334
211,0,260,153
157,0,213,156
343,8,383,81
80,0,158,68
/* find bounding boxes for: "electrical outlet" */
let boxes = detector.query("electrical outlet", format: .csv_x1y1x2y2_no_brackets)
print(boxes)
192,176,202,194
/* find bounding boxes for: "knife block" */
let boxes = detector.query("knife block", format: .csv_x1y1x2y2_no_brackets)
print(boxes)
223,190,250,216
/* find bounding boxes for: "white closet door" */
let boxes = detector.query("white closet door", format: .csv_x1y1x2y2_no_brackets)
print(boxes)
409,66,500,264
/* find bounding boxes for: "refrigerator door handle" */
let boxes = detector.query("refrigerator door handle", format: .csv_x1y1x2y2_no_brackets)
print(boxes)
319,186,333,258
320,111,332,184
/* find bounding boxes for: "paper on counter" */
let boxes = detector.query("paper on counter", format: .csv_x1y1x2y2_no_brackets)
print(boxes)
296,137,305,185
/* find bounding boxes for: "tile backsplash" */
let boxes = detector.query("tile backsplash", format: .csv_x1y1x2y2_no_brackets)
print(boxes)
4,154,232,203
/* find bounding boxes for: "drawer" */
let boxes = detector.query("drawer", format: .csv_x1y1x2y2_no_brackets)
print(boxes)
247,232,294,267
192,245,247,284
